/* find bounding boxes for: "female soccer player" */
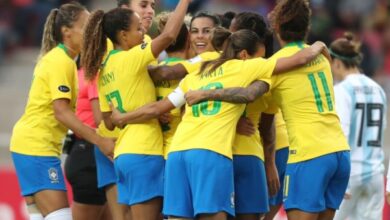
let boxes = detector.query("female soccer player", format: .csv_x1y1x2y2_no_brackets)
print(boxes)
92,1,158,219
187,2,350,220
82,1,190,219
269,1,350,219
155,12,190,156
9,2,115,220
189,1,350,219
229,12,289,220
109,29,326,220
333,33,387,220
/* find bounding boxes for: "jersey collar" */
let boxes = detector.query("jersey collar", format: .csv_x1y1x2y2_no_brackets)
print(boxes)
284,41,305,49
101,50,122,68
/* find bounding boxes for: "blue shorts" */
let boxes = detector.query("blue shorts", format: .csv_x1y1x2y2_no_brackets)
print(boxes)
94,146,116,189
233,155,269,214
269,147,289,206
284,151,350,212
11,152,67,196
163,149,235,218
114,154,164,206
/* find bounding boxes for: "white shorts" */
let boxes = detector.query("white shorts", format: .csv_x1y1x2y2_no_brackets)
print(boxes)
334,173,384,220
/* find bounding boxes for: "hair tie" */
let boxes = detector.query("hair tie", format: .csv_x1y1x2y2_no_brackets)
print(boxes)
329,49,359,62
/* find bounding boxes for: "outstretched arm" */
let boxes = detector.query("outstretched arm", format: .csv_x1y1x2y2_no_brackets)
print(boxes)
273,41,328,74
185,80,269,106
148,63,188,82
110,99,176,128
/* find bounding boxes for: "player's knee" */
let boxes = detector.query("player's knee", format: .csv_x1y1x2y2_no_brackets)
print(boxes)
44,207,72,220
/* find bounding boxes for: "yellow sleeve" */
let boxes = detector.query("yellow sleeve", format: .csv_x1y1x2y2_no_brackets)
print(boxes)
178,76,190,93
256,58,276,86
263,94,279,114
181,56,203,74
125,42,156,69
47,60,75,101
243,58,275,86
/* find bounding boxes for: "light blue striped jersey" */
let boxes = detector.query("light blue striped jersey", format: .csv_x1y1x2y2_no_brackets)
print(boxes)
334,74,387,183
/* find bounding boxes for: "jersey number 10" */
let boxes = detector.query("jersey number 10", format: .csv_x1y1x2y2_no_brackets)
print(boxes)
192,82,223,117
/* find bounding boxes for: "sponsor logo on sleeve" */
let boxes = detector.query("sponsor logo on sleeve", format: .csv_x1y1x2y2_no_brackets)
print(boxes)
58,85,70,93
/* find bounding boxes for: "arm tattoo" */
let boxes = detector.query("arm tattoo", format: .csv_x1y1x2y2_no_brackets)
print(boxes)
148,64,187,82
206,80,269,104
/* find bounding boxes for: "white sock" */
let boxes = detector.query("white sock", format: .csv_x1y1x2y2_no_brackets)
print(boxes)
44,208,72,220
27,204,43,220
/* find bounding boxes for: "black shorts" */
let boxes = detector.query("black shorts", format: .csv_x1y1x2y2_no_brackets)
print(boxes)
64,138,107,205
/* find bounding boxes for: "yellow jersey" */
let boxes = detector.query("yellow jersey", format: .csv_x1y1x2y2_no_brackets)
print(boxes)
10,44,78,157
181,51,220,74
96,38,119,139
156,57,185,156
170,57,276,159
233,97,269,160
98,42,163,158
270,42,349,163
274,110,289,150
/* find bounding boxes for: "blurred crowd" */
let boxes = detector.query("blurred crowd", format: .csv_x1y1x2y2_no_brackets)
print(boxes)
1,0,390,88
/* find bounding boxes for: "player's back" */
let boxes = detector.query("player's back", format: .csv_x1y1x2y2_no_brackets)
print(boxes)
335,74,387,182
270,43,349,163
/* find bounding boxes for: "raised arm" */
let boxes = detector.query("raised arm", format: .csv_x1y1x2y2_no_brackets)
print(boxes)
185,80,269,106
151,0,191,57
273,41,328,74
148,63,188,82
110,99,177,128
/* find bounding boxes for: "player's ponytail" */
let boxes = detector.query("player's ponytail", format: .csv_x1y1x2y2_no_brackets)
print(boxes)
82,10,107,81
39,9,59,60
82,8,135,81
329,32,363,68
199,29,260,75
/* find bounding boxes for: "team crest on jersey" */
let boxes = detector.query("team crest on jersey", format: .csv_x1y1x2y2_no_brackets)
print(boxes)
230,192,235,208
48,168,59,183
58,85,70,93
141,43,148,50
